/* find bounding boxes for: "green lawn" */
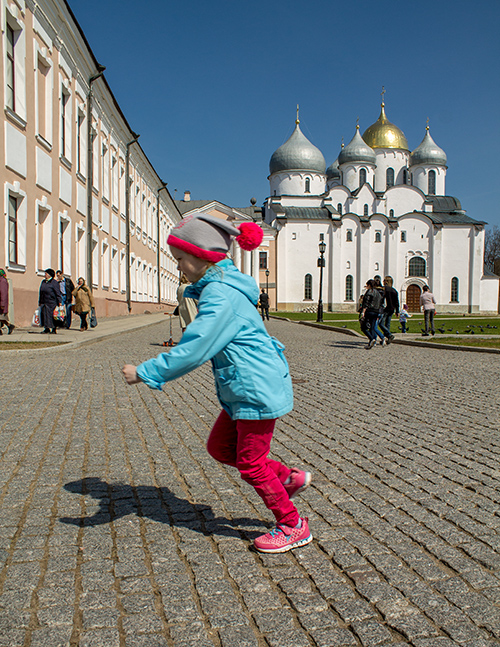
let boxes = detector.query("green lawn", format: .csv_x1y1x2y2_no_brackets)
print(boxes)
0,341,68,350
425,337,500,349
272,312,500,335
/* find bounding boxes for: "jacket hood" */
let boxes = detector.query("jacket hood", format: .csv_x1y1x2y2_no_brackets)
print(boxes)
185,259,260,306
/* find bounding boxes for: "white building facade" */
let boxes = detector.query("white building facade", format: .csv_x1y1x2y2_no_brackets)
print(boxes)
264,106,499,313
1,0,180,326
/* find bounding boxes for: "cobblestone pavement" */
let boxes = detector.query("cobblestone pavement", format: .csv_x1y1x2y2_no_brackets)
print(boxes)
0,320,499,647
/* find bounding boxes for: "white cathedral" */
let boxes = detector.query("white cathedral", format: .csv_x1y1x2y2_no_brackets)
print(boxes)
263,103,499,313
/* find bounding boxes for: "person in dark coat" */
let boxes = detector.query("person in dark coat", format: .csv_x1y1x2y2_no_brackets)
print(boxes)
379,275,400,343
38,269,62,334
56,270,75,329
258,288,270,321
0,268,15,334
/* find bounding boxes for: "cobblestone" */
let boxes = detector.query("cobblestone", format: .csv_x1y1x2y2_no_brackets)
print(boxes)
0,318,499,645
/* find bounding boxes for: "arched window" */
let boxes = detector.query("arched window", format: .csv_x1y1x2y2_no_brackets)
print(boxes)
386,168,394,188
375,231,382,243
428,170,436,195
304,274,312,300
389,209,394,218
337,203,342,215
409,256,426,277
451,277,459,302
346,229,353,242
359,168,366,187
402,168,408,184
305,177,311,193
345,275,353,301
364,204,369,217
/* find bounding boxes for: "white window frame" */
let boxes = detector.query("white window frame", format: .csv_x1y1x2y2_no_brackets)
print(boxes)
5,182,27,269
35,199,52,273
58,212,71,275
4,8,26,122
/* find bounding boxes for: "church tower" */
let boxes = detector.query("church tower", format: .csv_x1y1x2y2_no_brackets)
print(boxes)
409,124,447,196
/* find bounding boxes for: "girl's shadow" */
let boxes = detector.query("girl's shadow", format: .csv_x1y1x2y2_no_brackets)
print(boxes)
60,477,265,538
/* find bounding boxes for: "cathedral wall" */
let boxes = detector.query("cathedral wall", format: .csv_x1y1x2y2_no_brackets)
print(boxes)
386,186,424,217
373,150,409,192
269,172,325,197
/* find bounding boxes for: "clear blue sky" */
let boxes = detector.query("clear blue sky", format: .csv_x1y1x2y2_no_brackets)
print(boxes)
70,0,500,229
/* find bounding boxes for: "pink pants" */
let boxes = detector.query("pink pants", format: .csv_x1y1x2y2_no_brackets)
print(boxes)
206,409,299,528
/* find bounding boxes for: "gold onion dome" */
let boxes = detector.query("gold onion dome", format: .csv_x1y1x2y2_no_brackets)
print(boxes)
362,103,409,151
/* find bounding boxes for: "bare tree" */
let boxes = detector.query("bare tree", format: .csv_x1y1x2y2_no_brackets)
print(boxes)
484,226,500,274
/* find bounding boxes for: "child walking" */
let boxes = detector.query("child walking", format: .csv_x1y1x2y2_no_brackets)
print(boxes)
399,303,412,333
123,213,312,553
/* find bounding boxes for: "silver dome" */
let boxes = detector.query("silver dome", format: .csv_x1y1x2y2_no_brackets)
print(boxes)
410,129,447,167
326,158,340,180
338,127,376,166
269,123,326,175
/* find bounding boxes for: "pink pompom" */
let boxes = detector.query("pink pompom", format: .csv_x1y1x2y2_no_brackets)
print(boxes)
236,222,264,251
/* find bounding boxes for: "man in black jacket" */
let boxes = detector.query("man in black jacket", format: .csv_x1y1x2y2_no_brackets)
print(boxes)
379,276,399,343
259,289,270,321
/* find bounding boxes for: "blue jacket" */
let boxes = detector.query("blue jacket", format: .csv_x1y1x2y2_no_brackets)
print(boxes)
137,259,293,420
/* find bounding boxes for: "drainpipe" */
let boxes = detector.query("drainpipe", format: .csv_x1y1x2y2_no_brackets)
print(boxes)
156,181,168,304
125,133,140,313
86,65,105,289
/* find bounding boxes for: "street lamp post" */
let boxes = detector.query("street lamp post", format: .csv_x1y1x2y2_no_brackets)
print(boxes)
317,240,326,323
125,133,140,313
86,64,105,289
265,267,269,293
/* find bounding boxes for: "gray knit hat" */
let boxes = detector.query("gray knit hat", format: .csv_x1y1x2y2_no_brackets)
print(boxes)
168,212,263,262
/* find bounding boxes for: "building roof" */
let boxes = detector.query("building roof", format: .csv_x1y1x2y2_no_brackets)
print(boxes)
410,128,447,167
338,126,376,166
362,103,409,151
269,122,326,175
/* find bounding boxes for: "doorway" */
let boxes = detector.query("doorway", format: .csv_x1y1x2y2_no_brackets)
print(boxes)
406,284,422,312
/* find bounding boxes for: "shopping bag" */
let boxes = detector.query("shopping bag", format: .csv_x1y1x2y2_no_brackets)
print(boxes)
53,305,66,322
89,307,98,328
32,308,41,327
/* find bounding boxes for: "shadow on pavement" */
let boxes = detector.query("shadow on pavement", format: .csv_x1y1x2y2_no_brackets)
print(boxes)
327,340,367,349
60,477,264,538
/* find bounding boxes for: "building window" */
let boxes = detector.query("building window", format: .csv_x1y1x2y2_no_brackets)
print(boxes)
61,86,70,158
8,195,18,264
337,203,342,215
359,168,366,187
6,25,15,111
451,277,459,302
305,177,310,193
386,167,394,188
36,57,49,140
402,168,408,184
304,274,312,300
401,230,407,242
375,231,382,243
364,204,369,217
346,229,353,242
345,275,353,301
409,256,426,277
389,209,394,218
259,251,267,269
428,170,436,195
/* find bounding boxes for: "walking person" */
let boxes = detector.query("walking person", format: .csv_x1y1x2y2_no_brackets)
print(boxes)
379,276,399,343
0,269,15,335
176,275,198,333
360,279,383,349
72,277,95,331
123,213,312,553
56,270,75,329
420,285,436,336
259,288,270,321
38,269,62,334
372,276,386,345
399,304,412,333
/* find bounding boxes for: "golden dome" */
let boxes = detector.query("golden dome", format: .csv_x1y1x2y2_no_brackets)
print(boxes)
362,103,409,151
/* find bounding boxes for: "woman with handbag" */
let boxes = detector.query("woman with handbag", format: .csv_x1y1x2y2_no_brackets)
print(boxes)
72,277,95,331
38,269,62,334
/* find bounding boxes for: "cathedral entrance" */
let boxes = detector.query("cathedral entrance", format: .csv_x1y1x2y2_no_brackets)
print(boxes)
406,284,422,312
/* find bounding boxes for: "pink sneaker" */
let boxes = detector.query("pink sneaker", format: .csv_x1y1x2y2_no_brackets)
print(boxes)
284,468,312,499
254,517,312,553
